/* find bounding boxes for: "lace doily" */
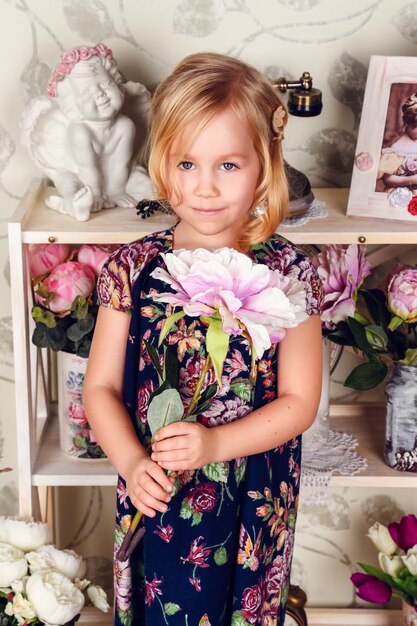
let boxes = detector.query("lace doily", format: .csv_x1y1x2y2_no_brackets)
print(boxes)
300,410,368,505
281,199,328,228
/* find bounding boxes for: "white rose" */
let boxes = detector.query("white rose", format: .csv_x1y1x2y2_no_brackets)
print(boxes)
26,569,84,625
11,577,28,593
402,547,417,575
26,548,53,572
5,591,36,625
33,545,87,580
378,552,405,577
367,522,399,556
0,543,28,587
74,577,90,591
86,584,110,612
0,517,51,552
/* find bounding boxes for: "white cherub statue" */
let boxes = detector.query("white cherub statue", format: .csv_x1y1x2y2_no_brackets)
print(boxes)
21,43,153,221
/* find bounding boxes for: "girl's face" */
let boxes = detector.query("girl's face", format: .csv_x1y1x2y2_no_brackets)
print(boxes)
168,106,261,250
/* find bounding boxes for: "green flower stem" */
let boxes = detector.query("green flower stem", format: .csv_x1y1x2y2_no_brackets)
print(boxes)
184,354,212,419
405,324,410,350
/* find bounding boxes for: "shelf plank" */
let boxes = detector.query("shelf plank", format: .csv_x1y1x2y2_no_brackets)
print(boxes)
32,415,117,487
13,181,417,245
306,607,400,625
32,408,417,488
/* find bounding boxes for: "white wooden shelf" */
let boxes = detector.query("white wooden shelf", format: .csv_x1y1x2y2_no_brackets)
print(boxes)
14,179,417,246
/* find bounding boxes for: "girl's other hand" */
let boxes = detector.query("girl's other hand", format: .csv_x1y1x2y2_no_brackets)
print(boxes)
125,454,175,518
151,421,218,471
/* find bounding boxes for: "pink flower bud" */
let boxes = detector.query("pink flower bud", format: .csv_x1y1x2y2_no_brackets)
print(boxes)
41,261,96,313
387,269,417,323
29,244,70,278
77,244,118,276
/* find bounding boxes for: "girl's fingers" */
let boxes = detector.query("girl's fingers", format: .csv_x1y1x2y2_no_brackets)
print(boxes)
151,449,189,464
136,487,170,515
152,436,187,452
144,467,173,500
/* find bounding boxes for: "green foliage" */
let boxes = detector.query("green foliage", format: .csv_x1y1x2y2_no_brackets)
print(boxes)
214,546,228,565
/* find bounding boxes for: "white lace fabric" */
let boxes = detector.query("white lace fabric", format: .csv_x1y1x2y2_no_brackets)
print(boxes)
281,199,328,228
300,410,368,504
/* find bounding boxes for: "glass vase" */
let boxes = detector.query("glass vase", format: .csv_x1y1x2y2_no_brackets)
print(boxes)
57,351,106,459
403,601,417,626
384,362,417,472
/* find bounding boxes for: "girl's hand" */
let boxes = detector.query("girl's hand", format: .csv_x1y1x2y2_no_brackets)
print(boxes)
125,454,175,518
151,422,219,471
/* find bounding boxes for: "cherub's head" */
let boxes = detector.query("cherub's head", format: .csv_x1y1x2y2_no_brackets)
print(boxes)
402,92,417,129
148,52,288,249
48,44,125,122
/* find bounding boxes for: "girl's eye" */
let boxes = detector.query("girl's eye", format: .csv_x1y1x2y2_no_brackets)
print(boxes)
178,161,194,170
221,162,237,171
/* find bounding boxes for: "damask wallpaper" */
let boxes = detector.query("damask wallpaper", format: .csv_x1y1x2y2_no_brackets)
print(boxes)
1,0,417,610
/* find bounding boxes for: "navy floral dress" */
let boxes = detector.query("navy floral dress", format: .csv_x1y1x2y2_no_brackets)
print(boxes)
97,224,323,626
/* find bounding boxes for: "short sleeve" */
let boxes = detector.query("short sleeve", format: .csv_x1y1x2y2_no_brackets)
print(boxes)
96,247,133,313
291,250,324,316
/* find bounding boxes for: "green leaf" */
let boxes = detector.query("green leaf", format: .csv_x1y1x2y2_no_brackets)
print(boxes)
67,322,84,342
32,324,48,348
147,388,184,436
234,459,247,486
231,379,252,402
71,295,89,319
365,325,388,351
344,360,388,390
401,348,417,366
202,461,229,483
179,498,193,519
191,511,202,526
231,612,251,626
388,315,404,332
214,546,228,565
206,317,229,385
32,306,57,328
144,339,163,379
46,326,67,351
164,602,181,615
192,383,217,415
359,288,390,327
158,310,185,346
347,316,377,360
73,436,88,450
164,343,180,390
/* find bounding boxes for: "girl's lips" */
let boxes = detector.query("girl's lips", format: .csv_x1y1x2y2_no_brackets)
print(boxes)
193,208,224,215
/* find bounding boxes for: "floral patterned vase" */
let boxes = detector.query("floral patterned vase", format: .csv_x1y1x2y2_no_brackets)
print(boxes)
385,362,417,472
403,601,417,626
57,351,106,459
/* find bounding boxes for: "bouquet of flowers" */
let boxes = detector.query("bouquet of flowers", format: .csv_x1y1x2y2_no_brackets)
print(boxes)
351,513,417,611
314,244,417,391
117,246,310,559
0,516,109,625
29,243,117,358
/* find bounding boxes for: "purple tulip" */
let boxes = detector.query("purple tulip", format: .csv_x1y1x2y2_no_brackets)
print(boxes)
389,514,417,552
350,573,392,604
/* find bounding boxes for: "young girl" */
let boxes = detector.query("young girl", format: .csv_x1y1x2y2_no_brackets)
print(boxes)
83,52,324,626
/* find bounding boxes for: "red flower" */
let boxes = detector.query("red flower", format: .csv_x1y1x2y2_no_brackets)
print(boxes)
144,573,163,607
181,536,211,567
241,584,262,623
408,197,417,216
186,483,218,513
189,576,202,592
153,524,174,543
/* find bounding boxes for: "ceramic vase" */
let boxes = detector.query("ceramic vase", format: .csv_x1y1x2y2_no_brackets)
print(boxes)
57,351,106,459
403,601,417,626
384,362,417,472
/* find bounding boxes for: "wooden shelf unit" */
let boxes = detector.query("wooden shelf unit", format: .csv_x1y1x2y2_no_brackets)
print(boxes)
9,179,417,625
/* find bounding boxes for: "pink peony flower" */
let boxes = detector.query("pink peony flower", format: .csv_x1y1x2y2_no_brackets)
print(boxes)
313,244,371,328
29,243,70,279
77,244,118,276
68,402,88,428
387,268,417,323
151,248,308,358
40,261,96,313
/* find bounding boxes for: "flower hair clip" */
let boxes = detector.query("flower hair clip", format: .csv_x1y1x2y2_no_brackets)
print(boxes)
47,43,113,97
136,199,174,219
271,105,286,141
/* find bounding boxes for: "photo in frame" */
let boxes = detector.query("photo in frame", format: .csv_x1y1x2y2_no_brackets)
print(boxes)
347,55,417,222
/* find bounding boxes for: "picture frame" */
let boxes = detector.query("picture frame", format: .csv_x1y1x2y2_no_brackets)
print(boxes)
347,55,417,222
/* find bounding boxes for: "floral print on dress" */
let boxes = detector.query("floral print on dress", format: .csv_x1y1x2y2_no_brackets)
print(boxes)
97,225,323,626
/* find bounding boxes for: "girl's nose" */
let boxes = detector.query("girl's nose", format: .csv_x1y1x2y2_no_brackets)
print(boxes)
194,172,219,197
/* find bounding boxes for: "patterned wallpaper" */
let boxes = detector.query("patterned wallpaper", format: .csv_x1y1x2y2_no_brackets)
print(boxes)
2,0,417,609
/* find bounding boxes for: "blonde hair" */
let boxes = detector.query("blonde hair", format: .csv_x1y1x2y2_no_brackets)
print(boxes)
148,52,289,250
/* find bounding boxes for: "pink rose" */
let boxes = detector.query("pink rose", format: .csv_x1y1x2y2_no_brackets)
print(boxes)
54,61,70,77
40,261,96,313
387,268,417,323
68,402,88,427
62,49,80,65
29,243,70,278
78,244,118,276
78,46,94,60
403,156,417,175
94,43,113,58
313,244,371,328
186,483,217,513
241,584,262,623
